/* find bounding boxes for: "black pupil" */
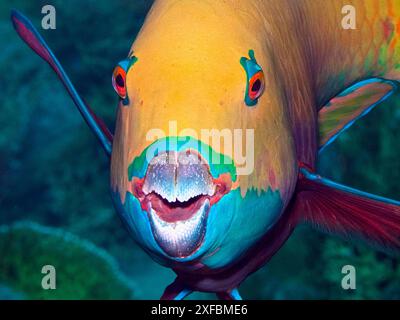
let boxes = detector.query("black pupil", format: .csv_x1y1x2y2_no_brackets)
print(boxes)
251,79,261,93
116,74,125,88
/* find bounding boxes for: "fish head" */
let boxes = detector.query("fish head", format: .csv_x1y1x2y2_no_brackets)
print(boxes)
110,1,298,268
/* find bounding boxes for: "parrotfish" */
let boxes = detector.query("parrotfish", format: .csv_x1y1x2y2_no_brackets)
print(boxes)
11,0,400,300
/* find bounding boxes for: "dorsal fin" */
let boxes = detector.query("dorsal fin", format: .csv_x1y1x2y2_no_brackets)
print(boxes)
318,78,397,153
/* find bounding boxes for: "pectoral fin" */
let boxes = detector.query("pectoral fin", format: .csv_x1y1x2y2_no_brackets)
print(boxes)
10,9,113,156
318,78,397,153
294,165,400,253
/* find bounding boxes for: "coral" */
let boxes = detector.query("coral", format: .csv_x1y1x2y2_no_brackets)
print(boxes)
0,221,135,299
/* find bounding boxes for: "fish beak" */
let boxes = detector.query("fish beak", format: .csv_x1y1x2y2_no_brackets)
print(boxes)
129,150,232,258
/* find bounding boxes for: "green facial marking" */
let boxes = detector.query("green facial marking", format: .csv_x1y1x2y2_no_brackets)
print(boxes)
128,136,237,182
364,50,375,75
378,46,388,70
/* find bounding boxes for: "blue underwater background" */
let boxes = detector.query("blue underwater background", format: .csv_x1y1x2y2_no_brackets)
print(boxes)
0,0,399,299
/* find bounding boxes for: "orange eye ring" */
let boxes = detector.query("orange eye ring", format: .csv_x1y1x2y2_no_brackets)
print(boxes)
248,71,265,101
112,65,127,99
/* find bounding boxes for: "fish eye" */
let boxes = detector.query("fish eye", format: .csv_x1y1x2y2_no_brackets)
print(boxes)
248,71,265,101
112,65,127,99
111,56,138,102
240,50,265,106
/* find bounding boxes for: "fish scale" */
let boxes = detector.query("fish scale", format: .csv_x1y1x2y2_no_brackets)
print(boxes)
309,0,400,105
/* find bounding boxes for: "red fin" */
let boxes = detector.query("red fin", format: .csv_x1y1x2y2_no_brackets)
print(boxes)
10,10,113,155
295,167,400,253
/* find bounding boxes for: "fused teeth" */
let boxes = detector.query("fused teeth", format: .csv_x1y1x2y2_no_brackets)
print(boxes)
142,151,215,203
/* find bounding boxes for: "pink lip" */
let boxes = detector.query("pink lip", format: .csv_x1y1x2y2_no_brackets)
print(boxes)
130,173,232,223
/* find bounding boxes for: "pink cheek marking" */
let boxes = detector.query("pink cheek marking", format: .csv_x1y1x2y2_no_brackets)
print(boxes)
383,19,394,42
269,168,277,190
